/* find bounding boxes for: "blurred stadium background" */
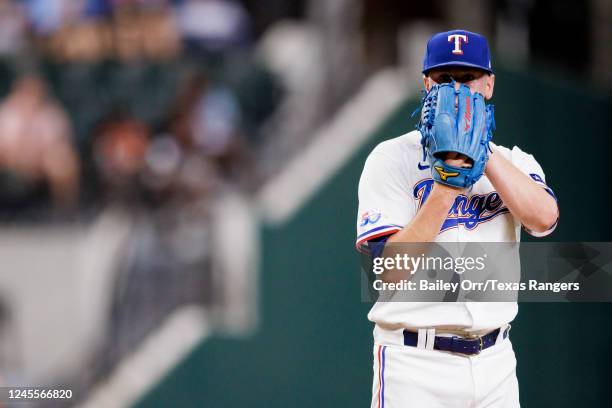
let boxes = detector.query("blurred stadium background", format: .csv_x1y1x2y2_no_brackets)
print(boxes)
0,0,610,407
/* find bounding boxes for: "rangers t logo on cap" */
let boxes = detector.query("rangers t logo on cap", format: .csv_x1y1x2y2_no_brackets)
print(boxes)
448,34,468,55
422,29,492,74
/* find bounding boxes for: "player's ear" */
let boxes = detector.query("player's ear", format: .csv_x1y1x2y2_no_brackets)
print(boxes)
423,75,431,92
485,74,495,100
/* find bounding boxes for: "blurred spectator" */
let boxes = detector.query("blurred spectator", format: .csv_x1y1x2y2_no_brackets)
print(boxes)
92,111,150,204
176,0,252,54
91,64,255,209
24,0,83,36
141,134,220,202
113,0,181,61
0,75,80,215
83,0,113,19
0,0,27,56
47,0,181,61
48,17,112,62
192,84,241,156
165,70,253,187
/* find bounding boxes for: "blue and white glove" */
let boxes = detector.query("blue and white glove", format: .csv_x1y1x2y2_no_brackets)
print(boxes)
418,82,495,189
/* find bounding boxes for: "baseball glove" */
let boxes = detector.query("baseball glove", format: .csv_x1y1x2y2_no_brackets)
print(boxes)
418,82,495,189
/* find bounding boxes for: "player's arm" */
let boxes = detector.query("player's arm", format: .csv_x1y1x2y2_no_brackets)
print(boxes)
357,150,459,283
387,183,457,244
380,181,458,283
484,150,558,234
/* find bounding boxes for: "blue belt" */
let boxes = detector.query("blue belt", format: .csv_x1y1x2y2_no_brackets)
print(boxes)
403,326,510,355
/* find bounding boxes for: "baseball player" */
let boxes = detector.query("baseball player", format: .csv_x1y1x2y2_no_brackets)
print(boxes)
356,30,559,407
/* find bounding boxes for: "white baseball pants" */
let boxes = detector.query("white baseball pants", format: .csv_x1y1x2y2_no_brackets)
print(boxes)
371,329,519,408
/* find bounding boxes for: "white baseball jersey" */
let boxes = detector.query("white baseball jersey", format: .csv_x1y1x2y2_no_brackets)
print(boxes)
356,130,556,332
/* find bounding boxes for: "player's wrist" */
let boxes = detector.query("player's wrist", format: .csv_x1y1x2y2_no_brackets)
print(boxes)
432,181,463,197
483,147,502,175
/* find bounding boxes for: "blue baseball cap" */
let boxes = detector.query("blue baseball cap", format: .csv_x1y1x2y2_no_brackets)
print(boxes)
422,29,493,74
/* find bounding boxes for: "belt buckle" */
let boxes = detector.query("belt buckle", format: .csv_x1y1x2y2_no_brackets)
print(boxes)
464,333,484,354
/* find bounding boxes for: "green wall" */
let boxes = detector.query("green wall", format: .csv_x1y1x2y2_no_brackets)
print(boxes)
137,68,612,407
